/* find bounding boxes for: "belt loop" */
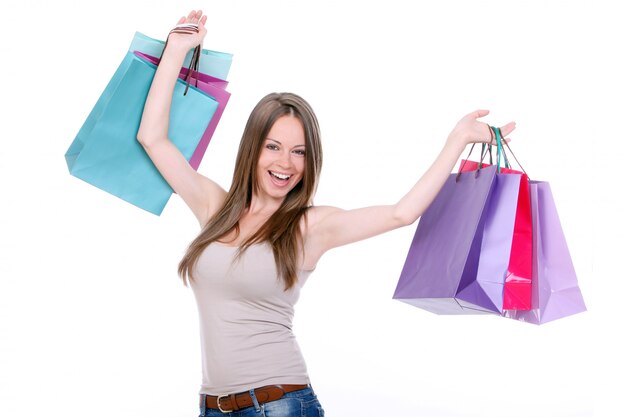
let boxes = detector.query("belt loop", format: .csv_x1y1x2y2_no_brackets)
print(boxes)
199,394,206,416
249,388,261,412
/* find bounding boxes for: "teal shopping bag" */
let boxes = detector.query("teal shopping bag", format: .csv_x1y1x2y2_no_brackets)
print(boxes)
65,52,218,215
129,32,232,80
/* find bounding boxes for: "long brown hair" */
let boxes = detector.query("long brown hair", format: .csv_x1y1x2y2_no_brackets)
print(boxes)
178,93,323,289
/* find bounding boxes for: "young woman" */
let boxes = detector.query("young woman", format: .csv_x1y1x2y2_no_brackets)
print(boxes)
137,10,515,417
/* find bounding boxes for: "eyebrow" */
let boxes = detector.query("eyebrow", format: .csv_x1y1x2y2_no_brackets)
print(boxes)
266,138,305,148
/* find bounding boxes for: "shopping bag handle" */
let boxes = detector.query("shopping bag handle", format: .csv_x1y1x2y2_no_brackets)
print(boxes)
491,126,530,178
457,142,483,182
480,126,509,173
456,127,496,182
159,24,202,96
494,126,505,173
456,126,529,182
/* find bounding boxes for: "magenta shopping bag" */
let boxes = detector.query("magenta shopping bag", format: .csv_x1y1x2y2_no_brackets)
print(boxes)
503,181,586,324
393,165,520,314
134,51,231,171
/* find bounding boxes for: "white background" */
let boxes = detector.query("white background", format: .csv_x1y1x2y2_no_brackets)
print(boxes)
1,1,624,416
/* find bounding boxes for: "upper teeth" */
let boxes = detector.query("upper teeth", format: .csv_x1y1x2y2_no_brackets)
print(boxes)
270,171,290,180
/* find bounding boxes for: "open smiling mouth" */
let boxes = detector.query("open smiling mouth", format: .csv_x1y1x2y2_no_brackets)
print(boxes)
269,171,291,181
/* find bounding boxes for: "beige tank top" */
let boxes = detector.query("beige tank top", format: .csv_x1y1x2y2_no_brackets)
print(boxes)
190,242,312,395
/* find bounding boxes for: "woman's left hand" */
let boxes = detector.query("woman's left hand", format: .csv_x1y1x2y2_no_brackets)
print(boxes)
165,10,208,54
448,109,516,148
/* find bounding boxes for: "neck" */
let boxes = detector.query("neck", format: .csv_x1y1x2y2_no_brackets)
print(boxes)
248,194,284,216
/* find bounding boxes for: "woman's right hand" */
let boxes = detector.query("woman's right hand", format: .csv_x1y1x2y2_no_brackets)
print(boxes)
165,10,208,54
446,110,516,150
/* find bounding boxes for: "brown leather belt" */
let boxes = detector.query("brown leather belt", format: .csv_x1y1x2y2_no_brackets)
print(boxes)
205,384,309,413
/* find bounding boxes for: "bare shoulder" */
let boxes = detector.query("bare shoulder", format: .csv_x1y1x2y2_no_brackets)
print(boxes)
299,205,344,269
303,205,343,229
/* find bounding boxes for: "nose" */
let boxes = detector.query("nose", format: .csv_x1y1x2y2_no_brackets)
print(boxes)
277,149,293,168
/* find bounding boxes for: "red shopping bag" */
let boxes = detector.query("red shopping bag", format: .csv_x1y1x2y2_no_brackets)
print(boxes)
459,157,532,310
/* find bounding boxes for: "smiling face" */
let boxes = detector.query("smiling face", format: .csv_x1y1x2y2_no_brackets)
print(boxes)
255,115,306,203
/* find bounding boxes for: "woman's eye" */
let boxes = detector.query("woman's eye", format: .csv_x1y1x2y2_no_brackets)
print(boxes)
266,144,279,151
293,149,306,156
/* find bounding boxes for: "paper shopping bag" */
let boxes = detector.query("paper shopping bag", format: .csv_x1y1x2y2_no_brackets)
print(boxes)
393,165,520,314
460,160,533,310
65,52,218,215
134,51,231,171
129,31,233,80
456,171,520,313
503,181,586,324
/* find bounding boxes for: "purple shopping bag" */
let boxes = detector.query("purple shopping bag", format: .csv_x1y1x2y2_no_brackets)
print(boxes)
134,51,231,171
503,181,586,324
456,172,520,313
393,165,520,314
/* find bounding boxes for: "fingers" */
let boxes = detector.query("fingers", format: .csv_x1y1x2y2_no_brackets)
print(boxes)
456,109,516,145
488,122,515,145
499,121,516,137
179,10,206,27
182,10,203,22
489,137,510,145
468,109,490,120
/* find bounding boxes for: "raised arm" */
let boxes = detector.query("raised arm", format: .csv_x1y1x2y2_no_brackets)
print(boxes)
303,110,515,266
136,10,226,225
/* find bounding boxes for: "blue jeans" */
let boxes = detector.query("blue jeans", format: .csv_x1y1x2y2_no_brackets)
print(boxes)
199,386,324,417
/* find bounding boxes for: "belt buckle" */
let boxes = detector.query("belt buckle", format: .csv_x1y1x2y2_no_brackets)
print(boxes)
216,394,232,413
